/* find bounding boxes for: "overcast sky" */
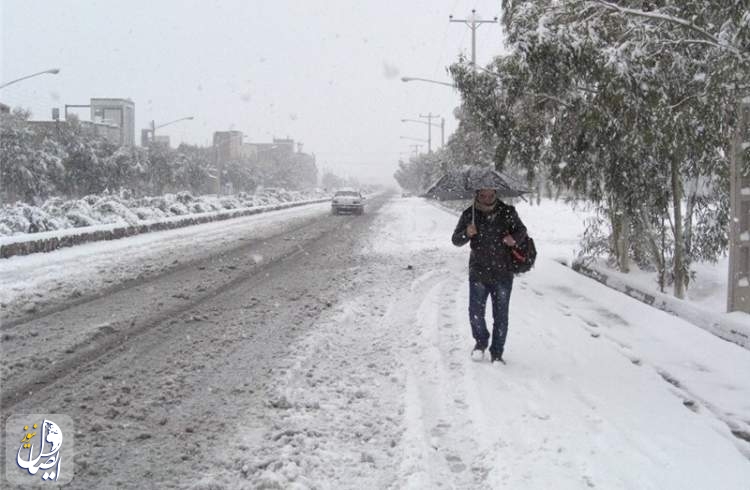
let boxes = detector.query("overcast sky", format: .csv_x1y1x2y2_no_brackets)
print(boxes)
1,0,505,186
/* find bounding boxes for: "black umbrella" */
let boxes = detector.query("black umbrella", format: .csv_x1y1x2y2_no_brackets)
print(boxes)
423,170,474,200
423,166,527,200
423,166,528,225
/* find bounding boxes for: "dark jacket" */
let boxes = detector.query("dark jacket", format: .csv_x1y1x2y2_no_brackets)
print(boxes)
452,200,527,283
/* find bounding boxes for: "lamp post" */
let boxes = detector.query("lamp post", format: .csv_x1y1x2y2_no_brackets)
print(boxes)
150,116,194,143
0,68,60,89
401,76,457,88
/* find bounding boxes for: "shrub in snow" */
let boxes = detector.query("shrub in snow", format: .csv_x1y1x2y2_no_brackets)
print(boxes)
133,207,167,221
61,200,96,228
66,211,97,228
189,201,215,214
218,197,239,210
41,197,66,215
93,199,140,226
0,206,32,235
21,204,60,233
61,199,94,217
175,191,194,205
81,194,101,206
137,196,169,213
0,222,12,236
0,186,316,238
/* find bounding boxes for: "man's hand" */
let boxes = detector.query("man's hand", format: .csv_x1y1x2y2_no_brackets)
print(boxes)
502,235,516,247
466,223,477,238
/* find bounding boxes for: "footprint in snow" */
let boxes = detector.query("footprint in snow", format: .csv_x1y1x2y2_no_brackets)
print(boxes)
430,421,451,437
445,453,467,473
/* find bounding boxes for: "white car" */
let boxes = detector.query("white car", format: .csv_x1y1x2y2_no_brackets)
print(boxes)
331,189,365,215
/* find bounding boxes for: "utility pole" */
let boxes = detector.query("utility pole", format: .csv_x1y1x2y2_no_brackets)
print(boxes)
728,99,750,312
402,118,444,149
449,9,498,70
409,144,422,158
419,113,440,153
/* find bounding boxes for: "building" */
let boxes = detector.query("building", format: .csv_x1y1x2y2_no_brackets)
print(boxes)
153,135,170,147
0,102,10,114
90,98,135,146
271,137,295,153
140,128,151,147
242,137,297,161
27,119,121,143
213,130,243,162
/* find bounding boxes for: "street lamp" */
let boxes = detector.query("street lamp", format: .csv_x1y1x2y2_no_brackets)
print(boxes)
150,116,194,143
0,68,60,89
401,76,457,88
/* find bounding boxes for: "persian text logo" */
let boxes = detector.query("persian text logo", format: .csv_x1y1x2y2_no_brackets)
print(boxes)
5,414,74,486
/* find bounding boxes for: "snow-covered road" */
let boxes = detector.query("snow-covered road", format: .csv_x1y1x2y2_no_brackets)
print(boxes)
2,195,750,489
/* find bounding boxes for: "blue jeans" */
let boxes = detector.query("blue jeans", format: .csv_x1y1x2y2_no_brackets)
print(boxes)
469,275,514,355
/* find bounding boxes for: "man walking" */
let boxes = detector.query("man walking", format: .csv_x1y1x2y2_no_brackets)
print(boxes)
452,188,527,363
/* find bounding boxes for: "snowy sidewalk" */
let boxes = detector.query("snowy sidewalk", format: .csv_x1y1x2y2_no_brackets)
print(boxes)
229,197,750,489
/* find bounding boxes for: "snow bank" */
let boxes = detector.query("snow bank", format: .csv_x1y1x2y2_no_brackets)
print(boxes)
0,189,330,258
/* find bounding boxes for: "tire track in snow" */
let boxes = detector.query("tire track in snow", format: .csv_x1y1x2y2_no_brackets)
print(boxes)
219,255,437,488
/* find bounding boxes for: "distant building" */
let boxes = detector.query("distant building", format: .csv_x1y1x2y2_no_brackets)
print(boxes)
153,135,170,147
90,98,135,146
242,137,297,161
140,128,152,147
27,119,120,143
0,102,10,114
272,137,295,153
141,128,173,148
213,130,243,162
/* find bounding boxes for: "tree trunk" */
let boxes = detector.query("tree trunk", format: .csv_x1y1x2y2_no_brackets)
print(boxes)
683,177,699,260
671,157,685,298
635,208,666,292
609,202,630,273
536,176,542,206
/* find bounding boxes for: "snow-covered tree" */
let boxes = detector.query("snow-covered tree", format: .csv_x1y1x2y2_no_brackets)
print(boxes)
0,111,63,203
393,151,445,194
445,0,748,297
173,144,212,195
320,171,345,191
146,143,178,195
104,145,150,195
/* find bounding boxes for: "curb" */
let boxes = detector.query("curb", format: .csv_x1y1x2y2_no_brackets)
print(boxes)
571,260,749,350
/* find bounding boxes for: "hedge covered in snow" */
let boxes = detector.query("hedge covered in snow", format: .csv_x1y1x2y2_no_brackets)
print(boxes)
0,189,326,237
0,189,330,258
